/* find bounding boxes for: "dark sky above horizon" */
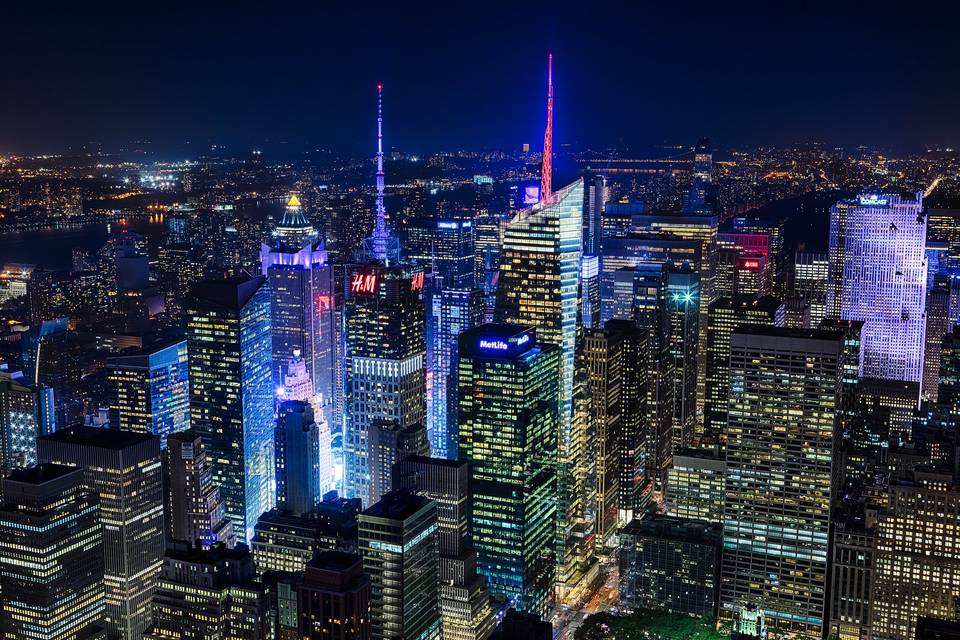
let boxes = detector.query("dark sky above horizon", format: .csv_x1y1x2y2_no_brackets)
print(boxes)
3,2,959,157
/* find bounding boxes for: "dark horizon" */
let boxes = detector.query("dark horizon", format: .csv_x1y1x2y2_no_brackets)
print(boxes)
4,2,960,156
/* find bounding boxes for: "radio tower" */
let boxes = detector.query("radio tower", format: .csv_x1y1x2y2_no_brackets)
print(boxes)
540,53,554,203
371,82,389,262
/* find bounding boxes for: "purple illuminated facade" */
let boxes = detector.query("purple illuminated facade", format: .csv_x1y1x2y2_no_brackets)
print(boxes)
827,192,927,383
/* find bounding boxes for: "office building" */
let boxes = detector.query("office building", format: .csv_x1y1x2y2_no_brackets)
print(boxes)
829,517,875,640
145,542,270,640
344,263,426,505
405,217,475,288
261,194,339,430
859,377,920,446
666,266,700,449
827,192,928,383
0,368,41,469
667,448,726,524
297,551,371,640
394,456,496,640
619,515,722,617
165,429,233,548
368,419,429,505
794,252,829,326
457,324,559,617
187,275,275,544
0,464,105,640
107,337,190,448
494,179,585,590
872,469,960,640
275,400,322,516
704,295,781,439
923,280,951,402
426,286,484,458
39,425,164,640
359,490,441,640
720,327,842,638
583,173,609,256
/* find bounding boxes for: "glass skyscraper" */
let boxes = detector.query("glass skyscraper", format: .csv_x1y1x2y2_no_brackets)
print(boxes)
405,217,476,289
495,179,584,589
827,192,928,383
106,337,190,448
187,275,275,544
457,324,559,618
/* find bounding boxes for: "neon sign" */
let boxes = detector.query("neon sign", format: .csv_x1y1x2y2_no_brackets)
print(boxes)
410,271,425,291
351,271,378,294
516,334,530,346
742,260,760,269
859,194,889,206
479,339,509,351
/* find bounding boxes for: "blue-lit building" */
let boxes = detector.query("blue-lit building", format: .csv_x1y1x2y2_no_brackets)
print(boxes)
107,338,190,448
426,285,483,459
274,400,322,516
456,323,559,618
261,194,339,431
404,217,476,289
186,275,274,545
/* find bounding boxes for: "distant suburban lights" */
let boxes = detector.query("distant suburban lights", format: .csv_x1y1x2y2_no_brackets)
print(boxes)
410,271,425,291
478,339,509,351
351,271,378,294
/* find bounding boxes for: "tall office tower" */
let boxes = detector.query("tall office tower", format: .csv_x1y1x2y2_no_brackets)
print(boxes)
583,173,609,256
0,368,41,469
827,192,928,383
601,202,643,238
343,264,426,505
666,266,700,449
39,426,164,640
145,542,270,640
367,419,429,505
603,319,650,523
457,324,559,616
923,280,951,401
394,456,496,640
21,318,83,429
829,516,876,640
730,216,785,296
0,464,105,640
632,213,718,418
682,137,714,215
716,231,771,298
794,251,829,325
260,194,339,429
186,275,274,545
926,207,960,267
858,377,920,445
405,218,476,288
720,327,843,638
165,429,233,548
106,338,190,448
873,468,960,640
359,490,441,640
275,400,322,516
494,179,584,584
704,295,781,439
667,448,726,523
279,352,334,494
426,286,483,458
598,234,701,324
581,255,601,329
619,516,722,617
938,325,960,428
473,212,502,308
297,551,372,640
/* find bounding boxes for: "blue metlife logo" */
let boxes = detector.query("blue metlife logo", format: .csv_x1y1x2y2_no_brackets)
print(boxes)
478,339,509,351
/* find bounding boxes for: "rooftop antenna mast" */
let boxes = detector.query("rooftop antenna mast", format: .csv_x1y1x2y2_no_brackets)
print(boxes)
540,53,554,204
371,82,388,262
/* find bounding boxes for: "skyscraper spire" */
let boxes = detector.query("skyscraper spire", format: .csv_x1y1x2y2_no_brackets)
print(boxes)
371,82,389,262
540,53,554,204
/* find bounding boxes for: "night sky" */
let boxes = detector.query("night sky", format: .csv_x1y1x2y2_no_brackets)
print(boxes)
3,2,958,156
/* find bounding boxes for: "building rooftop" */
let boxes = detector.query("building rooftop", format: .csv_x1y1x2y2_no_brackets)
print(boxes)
4,463,79,485
40,424,158,450
188,274,266,310
362,489,432,522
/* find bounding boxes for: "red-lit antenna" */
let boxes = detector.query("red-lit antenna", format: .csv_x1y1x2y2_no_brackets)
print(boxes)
540,53,553,203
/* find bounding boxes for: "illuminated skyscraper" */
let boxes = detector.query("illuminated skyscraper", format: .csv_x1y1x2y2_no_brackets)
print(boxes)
275,400,322,515
261,194,339,429
107,337,190,448
457,324,559,617
704,295,781,439
794,251,829,326
720,327,842,638
359,490,441,640
495,179,585,588
827,192,928,383
0,368,41,469
667,448,725,524
405,218,475,289
39,426,164,640
0,464,105,640
186,275,275,544
367,418,429,505
426,286,483,458
666,266,700,449
583,173,609,256
165,429,233,548
872,469,960,640
922,280,951,401
343,264,426,505
297,551,372,640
